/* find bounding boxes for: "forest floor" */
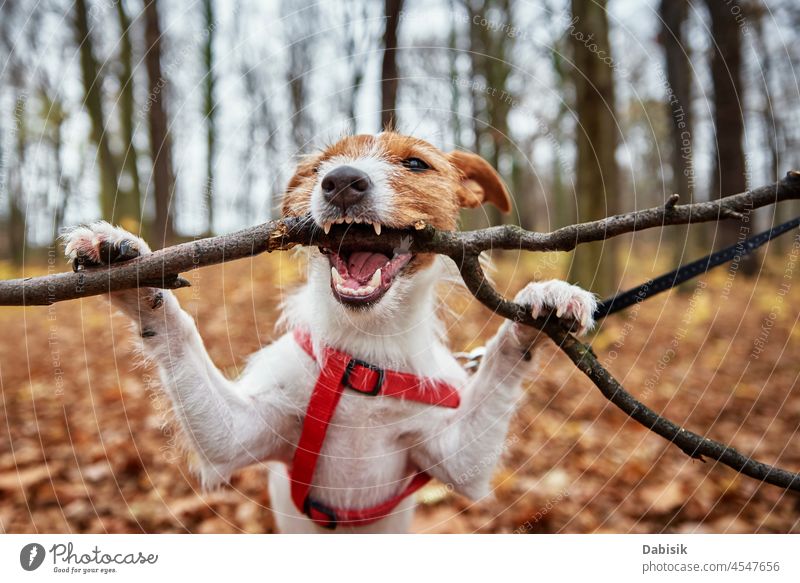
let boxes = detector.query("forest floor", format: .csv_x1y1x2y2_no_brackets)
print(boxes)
1,244,798,534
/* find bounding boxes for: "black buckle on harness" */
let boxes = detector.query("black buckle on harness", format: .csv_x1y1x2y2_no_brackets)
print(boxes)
342,358,384,396
303,497,338,530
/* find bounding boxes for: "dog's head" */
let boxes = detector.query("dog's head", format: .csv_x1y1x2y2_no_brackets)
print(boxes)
282,132,511,311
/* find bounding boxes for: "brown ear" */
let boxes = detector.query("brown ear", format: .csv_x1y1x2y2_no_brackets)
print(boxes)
448,150,512,213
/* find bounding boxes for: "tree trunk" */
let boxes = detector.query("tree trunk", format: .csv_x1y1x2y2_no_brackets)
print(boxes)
753,7,793,253
115,0,142,231
380,0,403,130
705,0,756,273
7,95,27,266
549,40,575,234
342,2,369,133
73,0,122,224
447,2,463,149
144,0,176,247
51,108,71,239
283,3,317,152
463,0,515,229
203,0,216,235
567,0,619,296
659,0,697,267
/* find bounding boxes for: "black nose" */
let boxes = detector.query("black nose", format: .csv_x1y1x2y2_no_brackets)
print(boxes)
321,166,372,211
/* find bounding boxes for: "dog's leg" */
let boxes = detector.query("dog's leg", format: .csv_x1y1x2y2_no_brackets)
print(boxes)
413,280,596,499
64,222,294,487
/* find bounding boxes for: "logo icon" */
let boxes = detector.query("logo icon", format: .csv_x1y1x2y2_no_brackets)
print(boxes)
20,543,46,571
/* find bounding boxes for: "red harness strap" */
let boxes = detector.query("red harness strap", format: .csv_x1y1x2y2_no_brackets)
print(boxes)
291,328,460,529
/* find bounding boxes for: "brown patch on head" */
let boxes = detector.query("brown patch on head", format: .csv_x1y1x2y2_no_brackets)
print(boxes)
377,133,463,231
280,132,512,230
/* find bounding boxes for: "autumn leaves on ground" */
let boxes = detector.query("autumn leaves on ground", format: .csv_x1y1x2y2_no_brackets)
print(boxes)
0,246,798,534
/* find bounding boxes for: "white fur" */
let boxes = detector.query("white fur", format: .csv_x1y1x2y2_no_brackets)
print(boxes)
64,220,595,533
311,146,396,225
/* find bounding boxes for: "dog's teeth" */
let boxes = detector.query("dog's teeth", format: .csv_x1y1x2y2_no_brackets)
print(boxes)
369,269,381,289
334,282,376,297
331,267,344,285
323,222,332,235
373,223,382,236
345,217,353,224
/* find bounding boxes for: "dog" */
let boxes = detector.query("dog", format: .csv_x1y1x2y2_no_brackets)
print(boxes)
64,132,596,533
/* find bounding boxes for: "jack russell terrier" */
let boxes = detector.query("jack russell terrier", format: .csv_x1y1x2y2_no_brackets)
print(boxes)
64,132,596,533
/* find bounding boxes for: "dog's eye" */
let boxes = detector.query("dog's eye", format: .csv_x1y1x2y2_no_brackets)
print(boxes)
402,158,431,172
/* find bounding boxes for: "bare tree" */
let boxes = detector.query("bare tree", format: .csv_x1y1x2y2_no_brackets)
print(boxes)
704,0,756,273
38,83,72,237
115,0,143,230
143,0,176,247
659,0,697,267
0,3,26,263
447,0,464,149
380,0,404,130
283,1,318,152
463,0,516,229
751,1,796,253
341,1,373,132
73,0,124,225
203,0,216,235
567,0,619,296
6,94,27,265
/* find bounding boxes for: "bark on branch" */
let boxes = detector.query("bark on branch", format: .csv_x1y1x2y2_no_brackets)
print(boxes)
3,171,798,307
1,171,799,492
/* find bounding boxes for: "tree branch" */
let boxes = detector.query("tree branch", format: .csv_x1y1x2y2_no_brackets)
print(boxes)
2,171,799,307
1,172,799,491
458,255,800,492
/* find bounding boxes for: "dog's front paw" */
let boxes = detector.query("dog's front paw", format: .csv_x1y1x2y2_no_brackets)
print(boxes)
63,221,151,271
515,280,597,336
63,222,166,311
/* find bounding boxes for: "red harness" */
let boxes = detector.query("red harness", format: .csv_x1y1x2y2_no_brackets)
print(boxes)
291,328,460,529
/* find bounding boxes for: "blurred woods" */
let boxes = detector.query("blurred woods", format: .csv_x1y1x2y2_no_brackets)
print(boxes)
2,0,800,535
0,0,799,292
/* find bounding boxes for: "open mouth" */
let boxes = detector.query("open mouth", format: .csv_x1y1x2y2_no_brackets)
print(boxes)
325,247,413,307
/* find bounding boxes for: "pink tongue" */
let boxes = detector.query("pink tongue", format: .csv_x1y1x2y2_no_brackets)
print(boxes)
347,251,389,283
